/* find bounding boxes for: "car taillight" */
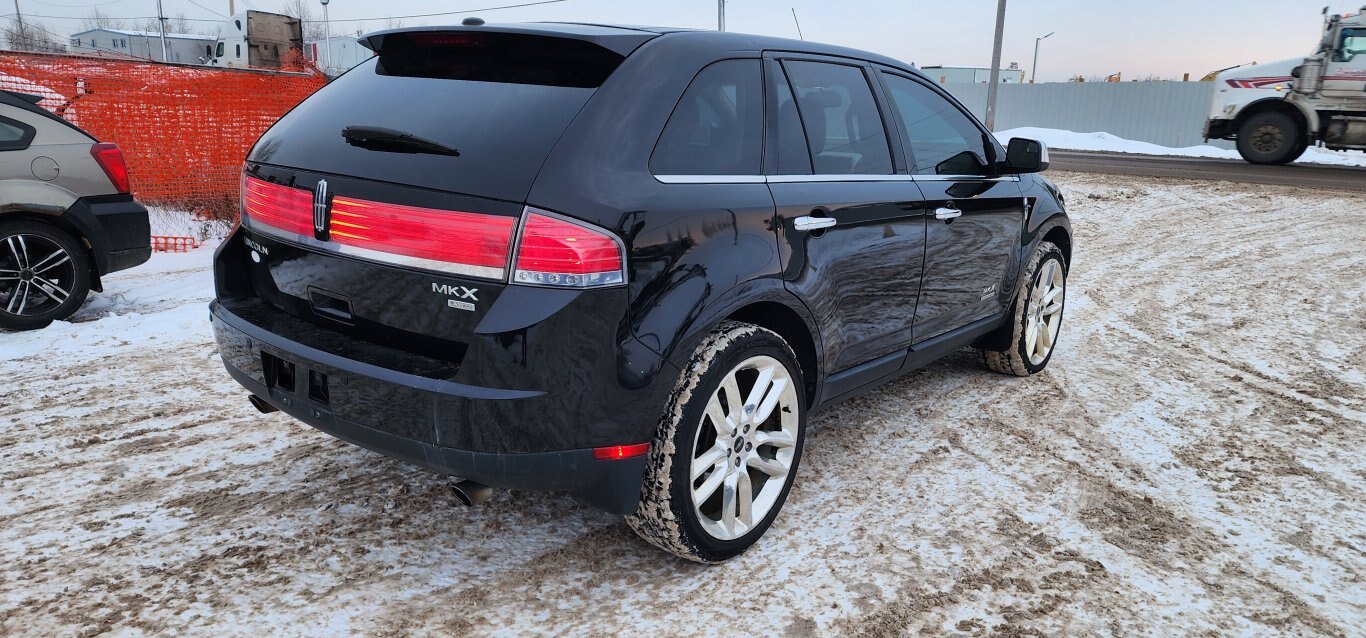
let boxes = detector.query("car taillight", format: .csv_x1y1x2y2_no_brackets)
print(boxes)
512,210,625,288
242,176,312,236
329,197,515,279
89,143,130,194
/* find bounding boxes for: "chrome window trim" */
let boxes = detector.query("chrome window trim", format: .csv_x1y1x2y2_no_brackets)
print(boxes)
652,173,1020,184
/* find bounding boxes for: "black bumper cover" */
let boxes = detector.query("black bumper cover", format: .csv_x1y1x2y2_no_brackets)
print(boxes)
211,300,648,515
61,195,151,276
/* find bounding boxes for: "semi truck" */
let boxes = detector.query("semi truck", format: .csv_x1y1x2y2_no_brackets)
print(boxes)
206,11,304,70
1206,6,1366,164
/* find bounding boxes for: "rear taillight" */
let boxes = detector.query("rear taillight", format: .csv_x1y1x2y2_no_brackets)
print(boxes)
512,210,625,288
243,177,313,236
329,197,515,279
89,143,130,194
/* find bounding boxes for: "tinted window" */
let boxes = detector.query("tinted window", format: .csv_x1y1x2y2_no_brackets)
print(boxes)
783,60,893,175
251,37,625,202
375,32,624,88
650,59,763,176
0,116,35,150
881,73,990,175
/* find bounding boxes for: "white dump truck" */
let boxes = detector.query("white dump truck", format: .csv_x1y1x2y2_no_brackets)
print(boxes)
1206,6,1366,164
206,11,304,70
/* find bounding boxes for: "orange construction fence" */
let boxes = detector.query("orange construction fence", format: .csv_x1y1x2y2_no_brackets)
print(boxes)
0,51,326,247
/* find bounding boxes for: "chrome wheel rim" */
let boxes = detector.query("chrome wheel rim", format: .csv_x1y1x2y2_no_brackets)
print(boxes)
1024,259,1065,366
689,355,800,541
1251,123,1286,154
0,234,76,317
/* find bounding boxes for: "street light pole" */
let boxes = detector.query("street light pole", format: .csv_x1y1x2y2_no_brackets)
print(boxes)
320,0,331,73
1031,31,1054,83
718,0,725,32
984,0,1007,131
155,0,168,62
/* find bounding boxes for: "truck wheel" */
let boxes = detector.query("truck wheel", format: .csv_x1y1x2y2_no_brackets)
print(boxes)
1236,111,1304,165
980,241,1067,377
0,219,92,331
627,321,807,563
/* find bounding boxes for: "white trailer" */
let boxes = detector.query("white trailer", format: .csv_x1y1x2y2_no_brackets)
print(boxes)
1206,6,1366,164
206,11,304,70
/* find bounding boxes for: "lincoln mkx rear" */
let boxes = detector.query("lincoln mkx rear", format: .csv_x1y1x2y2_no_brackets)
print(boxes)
211,23,1072,562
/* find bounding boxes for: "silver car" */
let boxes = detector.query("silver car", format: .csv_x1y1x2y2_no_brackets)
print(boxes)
0,89,150,330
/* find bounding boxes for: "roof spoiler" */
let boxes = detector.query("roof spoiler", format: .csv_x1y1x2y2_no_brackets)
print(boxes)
359,24,656,57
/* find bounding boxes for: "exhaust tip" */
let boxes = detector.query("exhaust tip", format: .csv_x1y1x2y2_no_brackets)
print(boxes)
248,394,279,414
451,479,494,507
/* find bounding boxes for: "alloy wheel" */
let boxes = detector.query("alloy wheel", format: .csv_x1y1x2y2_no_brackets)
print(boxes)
0,234,77,317
689,355,800,541
1024,259,1065,365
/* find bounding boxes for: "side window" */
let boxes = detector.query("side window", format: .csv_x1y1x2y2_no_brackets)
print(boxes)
235,44,242,59
1337,28,1364,62
773,67,812,175
650,59,763,176
881,73,991,175
216,42,224,57
782,60,893,175
0,116,37,151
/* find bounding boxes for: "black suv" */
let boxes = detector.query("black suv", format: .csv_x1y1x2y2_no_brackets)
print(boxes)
211,24,1071,562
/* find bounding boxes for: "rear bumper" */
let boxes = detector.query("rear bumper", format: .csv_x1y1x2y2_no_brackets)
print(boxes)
61,195,151,276
211,298,654,514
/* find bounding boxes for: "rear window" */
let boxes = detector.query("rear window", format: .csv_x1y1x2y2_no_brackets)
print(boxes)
249,33,627,202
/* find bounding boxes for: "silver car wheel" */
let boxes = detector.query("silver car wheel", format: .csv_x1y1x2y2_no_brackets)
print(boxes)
688,355,800,541
1024,258,1065,365
0,233,77,317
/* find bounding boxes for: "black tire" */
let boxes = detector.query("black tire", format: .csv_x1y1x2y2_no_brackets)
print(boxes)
626,321,808,563
0,219,92,331
1236,111,1305,165
980,241,1067,377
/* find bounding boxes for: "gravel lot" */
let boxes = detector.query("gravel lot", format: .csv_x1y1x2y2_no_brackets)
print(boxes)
2,173,1363,637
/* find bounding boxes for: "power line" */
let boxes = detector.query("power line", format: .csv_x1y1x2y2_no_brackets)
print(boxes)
185,0,223,18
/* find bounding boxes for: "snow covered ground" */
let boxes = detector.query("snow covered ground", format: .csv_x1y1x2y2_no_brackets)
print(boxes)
996,126,1366,167
2,175,1364,636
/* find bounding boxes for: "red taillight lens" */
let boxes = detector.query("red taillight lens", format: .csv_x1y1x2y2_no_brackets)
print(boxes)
89,143,130,193
513,211,624,288
593,443,650,460
329,197,515,278
242,176,313,236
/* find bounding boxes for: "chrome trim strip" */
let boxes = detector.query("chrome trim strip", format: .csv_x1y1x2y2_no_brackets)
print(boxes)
245,219,507,281
765,174,917,183
654,174,767,184
652,173,1019,184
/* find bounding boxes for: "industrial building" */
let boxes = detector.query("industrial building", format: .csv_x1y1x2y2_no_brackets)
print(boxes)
68,29,217,64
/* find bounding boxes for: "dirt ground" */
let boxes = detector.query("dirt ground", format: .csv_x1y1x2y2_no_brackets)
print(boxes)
1,173,1363,637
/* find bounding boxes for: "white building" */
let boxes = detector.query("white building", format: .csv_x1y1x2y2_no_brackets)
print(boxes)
921,63,1027,85
68,29,217,64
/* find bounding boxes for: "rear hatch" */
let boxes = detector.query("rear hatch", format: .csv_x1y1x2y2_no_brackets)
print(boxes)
238,27,651,359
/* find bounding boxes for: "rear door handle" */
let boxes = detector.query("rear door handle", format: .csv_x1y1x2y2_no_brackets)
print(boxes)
934,206,962,221
794,216,837,231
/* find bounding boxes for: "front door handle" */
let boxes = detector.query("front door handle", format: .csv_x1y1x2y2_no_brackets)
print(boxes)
794,216,837,231
934,206,962,221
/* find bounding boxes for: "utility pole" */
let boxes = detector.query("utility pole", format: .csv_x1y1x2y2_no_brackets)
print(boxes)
984,0,1007,131
229,0,234,16
718,0,725,32
12,0,26,49
1031,31,1053,84
320,0,332,73
155,0,169,62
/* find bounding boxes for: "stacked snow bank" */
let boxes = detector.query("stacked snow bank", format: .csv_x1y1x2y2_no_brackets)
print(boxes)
994,127,1366,167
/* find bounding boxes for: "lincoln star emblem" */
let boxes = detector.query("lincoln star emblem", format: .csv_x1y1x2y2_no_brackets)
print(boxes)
313,179,331,241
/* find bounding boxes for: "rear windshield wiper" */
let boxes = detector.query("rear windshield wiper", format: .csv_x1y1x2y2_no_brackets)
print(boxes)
341,126,460,157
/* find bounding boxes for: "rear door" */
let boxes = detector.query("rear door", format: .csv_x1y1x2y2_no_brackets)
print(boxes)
875,70,1025,340
766,54,928,380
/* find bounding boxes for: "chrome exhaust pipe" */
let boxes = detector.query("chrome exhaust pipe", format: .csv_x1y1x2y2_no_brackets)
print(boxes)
248,394,279,414
451,480,494,506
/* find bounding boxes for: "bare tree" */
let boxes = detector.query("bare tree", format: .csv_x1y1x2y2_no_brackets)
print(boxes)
382,17,405,30
281,0,327,40
81,8,125,32
3,18,65,53
168,13,196,35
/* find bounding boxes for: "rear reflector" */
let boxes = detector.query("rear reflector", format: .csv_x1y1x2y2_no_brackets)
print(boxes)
241,176,515,280
513,211,624,288
593,443,650,460
89,143,131,194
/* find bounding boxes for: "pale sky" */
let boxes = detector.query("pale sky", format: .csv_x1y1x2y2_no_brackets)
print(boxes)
5,0,1356,82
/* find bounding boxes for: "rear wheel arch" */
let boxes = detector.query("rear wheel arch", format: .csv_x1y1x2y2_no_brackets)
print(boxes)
0,210,103,291
1042,225,1072,268
726,300,820,407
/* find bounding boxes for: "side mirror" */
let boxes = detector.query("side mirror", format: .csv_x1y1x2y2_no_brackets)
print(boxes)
1004,138,1049,173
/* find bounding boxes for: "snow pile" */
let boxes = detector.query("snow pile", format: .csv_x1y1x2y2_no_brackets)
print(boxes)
995,127,1366,167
